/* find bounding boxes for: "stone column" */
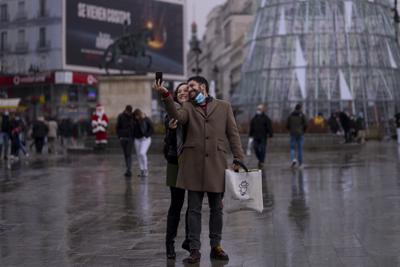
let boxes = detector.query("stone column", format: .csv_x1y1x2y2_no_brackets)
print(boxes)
98,75,153,120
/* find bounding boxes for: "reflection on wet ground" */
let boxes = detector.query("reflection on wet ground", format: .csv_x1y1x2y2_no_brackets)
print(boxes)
0,142,400,266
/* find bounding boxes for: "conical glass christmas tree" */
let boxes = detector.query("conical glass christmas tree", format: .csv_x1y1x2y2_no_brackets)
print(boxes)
234,0,400,125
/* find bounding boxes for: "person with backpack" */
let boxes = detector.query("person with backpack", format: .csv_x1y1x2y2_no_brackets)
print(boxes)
287,104,308,168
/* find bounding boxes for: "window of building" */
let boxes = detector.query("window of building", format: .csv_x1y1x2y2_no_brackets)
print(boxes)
39,27,46,47
0,4,8,22
17,1,25,18
18,29,25,43
224,22,231,47
39,0,46,17
0,31,7,51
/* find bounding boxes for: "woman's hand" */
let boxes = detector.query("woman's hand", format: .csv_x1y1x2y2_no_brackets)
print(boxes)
152,80,169,94
168,119,178,129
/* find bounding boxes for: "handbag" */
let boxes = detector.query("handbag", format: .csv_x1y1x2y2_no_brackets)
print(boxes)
224,160,263,213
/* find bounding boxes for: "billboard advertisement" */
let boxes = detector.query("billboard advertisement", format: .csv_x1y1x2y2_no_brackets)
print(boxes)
65,0,185,77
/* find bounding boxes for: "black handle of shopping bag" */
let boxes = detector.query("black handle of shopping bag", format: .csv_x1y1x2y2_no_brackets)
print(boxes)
233,159,249,172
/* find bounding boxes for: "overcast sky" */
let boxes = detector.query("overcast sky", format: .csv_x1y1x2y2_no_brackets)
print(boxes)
186,0,226,40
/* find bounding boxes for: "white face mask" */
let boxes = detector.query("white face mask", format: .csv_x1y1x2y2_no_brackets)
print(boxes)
4,111,9,116
256,110,262,115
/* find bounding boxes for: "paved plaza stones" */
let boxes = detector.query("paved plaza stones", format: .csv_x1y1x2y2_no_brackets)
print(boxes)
0,142,400,266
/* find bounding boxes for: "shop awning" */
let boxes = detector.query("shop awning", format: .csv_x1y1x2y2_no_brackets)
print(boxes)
0,98,21,109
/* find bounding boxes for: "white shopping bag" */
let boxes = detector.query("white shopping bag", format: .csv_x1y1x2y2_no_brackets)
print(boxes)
224,167,263,213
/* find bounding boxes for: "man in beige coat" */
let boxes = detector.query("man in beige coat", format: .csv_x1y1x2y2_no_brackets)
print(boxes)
154,76,244,264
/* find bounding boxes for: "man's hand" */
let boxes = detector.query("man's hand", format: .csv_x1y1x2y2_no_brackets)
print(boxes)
232,163,240,172
152,80,169,94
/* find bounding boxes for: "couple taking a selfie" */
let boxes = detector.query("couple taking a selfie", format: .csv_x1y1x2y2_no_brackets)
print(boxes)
153,74,244,264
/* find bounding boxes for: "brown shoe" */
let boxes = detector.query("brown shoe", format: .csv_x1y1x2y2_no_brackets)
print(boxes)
183,249,201,264
210,246,229,261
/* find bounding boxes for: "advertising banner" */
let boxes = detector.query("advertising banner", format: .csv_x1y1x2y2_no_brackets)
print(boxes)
65,0,184,76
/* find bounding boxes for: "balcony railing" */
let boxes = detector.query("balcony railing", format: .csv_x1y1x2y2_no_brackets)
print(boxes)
0,43,11,55
15,11,27,21
38,9,49,18
15,42,29,54
0,13,9,23
37,40,51,52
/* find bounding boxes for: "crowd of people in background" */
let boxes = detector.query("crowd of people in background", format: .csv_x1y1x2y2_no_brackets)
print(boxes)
0,111,92,162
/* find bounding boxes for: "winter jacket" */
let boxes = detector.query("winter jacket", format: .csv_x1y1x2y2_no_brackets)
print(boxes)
339,112,351,131
163,114,186,164
32,120,49,138
287,111,308,136
133,117,154,138
249,113,273,140
163,95,244,193
395,113,400,128
116,112,134,138
59,119,73,138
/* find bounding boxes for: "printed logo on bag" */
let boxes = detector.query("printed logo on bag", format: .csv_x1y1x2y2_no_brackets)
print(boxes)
239,181,249,196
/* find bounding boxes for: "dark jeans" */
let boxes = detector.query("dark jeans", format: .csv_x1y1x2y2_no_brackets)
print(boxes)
11,135,20,157
166,187,188,245
120,138,133,171
3,132,10,158
253,138,267,163
34,137,45,154
188,191,223,250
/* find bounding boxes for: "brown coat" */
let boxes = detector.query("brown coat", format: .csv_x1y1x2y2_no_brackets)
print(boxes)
163,96,244,193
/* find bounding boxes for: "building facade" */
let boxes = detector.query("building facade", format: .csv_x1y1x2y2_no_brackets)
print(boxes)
187,0,256,100
234,0,400,126
0,0,187,121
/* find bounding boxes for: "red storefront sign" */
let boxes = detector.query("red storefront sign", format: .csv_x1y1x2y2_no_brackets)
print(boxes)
0,71,98,87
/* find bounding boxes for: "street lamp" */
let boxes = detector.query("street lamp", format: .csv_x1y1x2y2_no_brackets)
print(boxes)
190,22,202,75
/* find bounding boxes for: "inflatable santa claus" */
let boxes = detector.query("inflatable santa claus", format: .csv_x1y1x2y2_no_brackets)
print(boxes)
91,104,109,146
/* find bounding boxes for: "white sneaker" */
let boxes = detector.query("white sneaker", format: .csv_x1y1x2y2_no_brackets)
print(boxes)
291,160,297,168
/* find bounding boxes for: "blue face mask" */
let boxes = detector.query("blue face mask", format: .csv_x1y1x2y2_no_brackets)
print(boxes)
194,92,206,105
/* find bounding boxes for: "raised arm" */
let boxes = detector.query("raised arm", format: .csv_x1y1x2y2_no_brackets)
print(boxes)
153,81,189,124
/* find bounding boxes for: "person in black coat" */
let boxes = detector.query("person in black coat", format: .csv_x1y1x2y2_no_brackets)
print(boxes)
133,109,154,177
163,83,190,259
339,111,352,143
1,111,11,160
249,104,273,169
116,105,134,177
31,116,49,154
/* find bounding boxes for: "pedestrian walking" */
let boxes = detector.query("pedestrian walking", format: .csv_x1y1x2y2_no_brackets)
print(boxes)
10,114,22,160
116,105,135,177
339,111,352,143
154,76,244,264
249,104,273,169
287,104,308,168
31,116,49,154
327,112,340,134
47,117,58,154
355,112,366,144
59,118,74,148
1,111,11,160
133,109,153,177
395,112,400,145
163,83,190,259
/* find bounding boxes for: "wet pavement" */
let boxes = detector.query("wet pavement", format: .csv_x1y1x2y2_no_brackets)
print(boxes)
0,142,400,267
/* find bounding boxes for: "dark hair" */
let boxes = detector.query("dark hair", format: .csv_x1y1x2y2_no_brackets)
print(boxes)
133,108,142,117
295,104,302,111
173,82,187,102
125,105,133,113
187,76,209,93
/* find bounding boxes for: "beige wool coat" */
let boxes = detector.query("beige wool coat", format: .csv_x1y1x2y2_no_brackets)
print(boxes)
163,96,244,193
